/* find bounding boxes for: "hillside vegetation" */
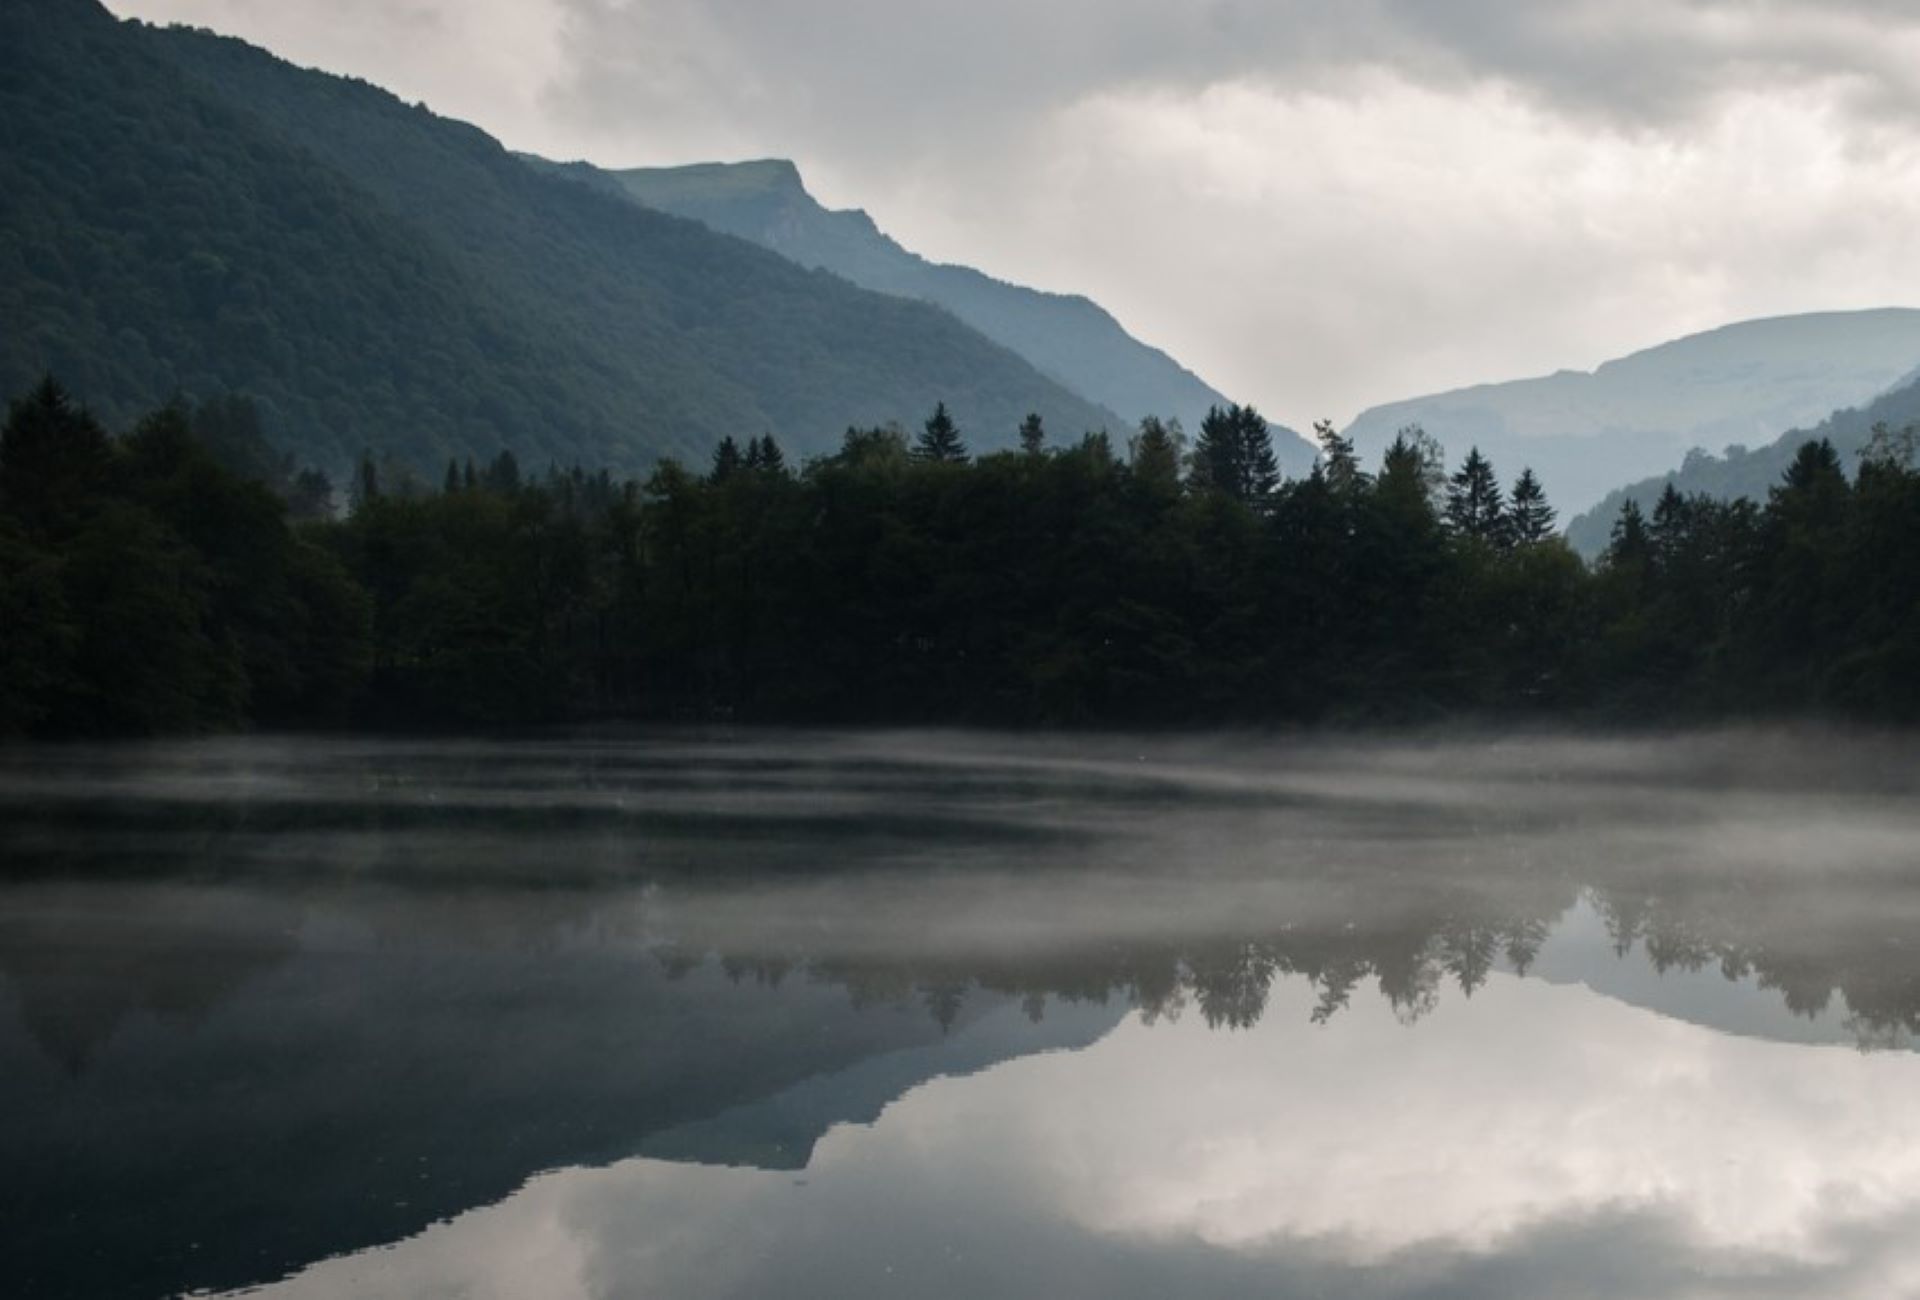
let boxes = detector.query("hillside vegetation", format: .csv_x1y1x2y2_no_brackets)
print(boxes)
0,0,1116,475
534,157,1303,463
10,377,1920,736
1344,311,1920,516
1566,369,1920,554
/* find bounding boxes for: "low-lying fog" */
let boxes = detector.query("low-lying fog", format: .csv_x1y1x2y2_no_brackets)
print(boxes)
5,728,1920,1299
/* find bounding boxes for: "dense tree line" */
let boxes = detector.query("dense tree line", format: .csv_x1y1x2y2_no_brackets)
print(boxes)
5,380,1920,736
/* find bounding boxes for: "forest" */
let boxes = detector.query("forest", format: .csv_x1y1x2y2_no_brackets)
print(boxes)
3,377,1919,737
1,0,1113,474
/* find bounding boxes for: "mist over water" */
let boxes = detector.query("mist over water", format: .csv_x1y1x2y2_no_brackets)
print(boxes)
4,728,1920,1298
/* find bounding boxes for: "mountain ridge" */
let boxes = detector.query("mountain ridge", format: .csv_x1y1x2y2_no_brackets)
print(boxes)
531,153,1317,470
1,0,1119,474
1565,365,1920,554
1342,308,1920,516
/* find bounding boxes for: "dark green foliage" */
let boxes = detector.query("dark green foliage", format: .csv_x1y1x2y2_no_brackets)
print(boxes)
742,436,786,475
13,380,1920,735
1,0,1114,481
0,380,370,736
914,404,969,463
1446,448,1508,545
1128,417,1184,494
1508,469,1556,544
1192,405,1280,507
709,436,744,483
1566,366,1920,555
1019,413,1047,457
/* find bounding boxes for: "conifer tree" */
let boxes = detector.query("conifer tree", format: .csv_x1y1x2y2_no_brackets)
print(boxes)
743,435,786,475
915,403,968,463
1129,416,1183,492
710,435,744,483
1377,433,1440,527
1445,447,1506,543
1193,404,1279,506
484,449,521,494
1507,468,1555,544
0,376,113,539
1019,413,1047,456
1314,419,1367,499
1606,498,1653,571
444,459,461,496
462,458,477,492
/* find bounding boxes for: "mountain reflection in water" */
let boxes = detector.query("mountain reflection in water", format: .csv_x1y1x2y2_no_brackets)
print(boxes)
3,729,1920,1299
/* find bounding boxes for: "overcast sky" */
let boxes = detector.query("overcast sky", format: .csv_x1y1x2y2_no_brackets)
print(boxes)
108,0,1920,426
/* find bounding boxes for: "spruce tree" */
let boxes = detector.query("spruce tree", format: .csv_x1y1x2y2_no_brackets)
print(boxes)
1607,498,1653,571
1193,404,1279,506
1507,468,1555,543
1019,413,1046,456
484,449,521,495
1237,406,1281,504
915,403,968,463
743,435,786,475
444,459,461,495
0,376,113,539
1445,447,1506,543
1129,416,1183,492
710,435,744,483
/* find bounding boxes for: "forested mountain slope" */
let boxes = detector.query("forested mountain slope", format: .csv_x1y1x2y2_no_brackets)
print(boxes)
1566,368,1920,554
0,0,1116,473
532,157,1314,465
1343,311,1920,516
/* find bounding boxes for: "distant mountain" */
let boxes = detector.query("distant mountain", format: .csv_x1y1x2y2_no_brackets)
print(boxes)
0,0,1116,474
532,156,1316,470
1342,310,1920,518
1565,366,1920,555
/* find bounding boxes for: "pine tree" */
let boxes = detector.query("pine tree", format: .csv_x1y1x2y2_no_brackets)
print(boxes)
710,435,744,483
1314,419,1367,498
484,449,521,495
915,403,968,463
1377,433,1441,527
1507,468,1555,544
1019,413,1046,456
444,458,461,495
0,375,114,539
1606,498,1653,571
1129,416,1183,492
1445,447,1506,543
462,458,477,492
1193,405,1279,506
743,435,786,475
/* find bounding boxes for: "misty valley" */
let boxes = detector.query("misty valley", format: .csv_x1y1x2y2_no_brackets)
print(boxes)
12,1,1920,1296
7,730,1920,1299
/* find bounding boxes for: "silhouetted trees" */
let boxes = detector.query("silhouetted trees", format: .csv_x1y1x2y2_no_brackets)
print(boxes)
8,379,1920,736
1192,404,1281,508
914,402,968,463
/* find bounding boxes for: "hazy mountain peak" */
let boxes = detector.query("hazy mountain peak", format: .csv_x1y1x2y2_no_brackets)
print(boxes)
1564,362,1920,554
1343,307,1920,515
542,155,1314,468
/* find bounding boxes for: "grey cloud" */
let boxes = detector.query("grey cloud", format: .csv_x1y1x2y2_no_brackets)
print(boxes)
105,0,1920,426
540,0,1920,151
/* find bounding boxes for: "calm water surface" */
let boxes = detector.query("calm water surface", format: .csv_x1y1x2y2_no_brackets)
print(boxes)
4,729,1920,1299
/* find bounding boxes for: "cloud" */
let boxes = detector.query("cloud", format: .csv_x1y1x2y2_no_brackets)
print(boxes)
227,968,1920,1299
106,0,1920,427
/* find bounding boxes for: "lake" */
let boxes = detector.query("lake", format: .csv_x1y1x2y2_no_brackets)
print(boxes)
4,729,1920,1299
